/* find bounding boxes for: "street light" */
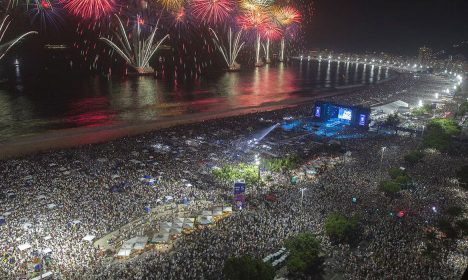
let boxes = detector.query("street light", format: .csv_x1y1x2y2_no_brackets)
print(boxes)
254,154,261,197
299,188,307,207
379,147,387,182
255,154,260,179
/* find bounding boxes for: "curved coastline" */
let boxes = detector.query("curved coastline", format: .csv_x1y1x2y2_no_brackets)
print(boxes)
0,70,400,159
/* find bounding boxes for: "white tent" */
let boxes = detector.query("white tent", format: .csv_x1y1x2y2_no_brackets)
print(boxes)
223,206,233,213
121,243,133,250
184,218,195,223
82,235,96,242
42,248,53,254
159,227,170,233
173,217,185,223
197,215,213,225
117,248,131,257
152,233,170,243
170,227,182,234
31,271,53,280
372,100,409,114
213,209,223,216
22,223,32,230
18,243,31,251
133,243,145,250
122,237,138,250
183,222,194,229
213,206,223,213
202,210,212,216
133,236,149,251
172,222,183,229
47,204,57,209
160,222,172,229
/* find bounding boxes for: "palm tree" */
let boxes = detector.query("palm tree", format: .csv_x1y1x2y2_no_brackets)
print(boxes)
0,15,38,61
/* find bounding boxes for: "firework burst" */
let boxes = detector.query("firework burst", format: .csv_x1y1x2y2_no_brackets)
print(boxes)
29,0,65,31
0,15,38,61
209,27,245,70
171,6,187,26
100,14,169,73
260,21,281,63
240,0,273,11
271,5,302,62
61,0,115,21
237,9,269,30
237,9,269,66
260,21,281,40
190,0,235,25
158,0,185,10
273,6,301,26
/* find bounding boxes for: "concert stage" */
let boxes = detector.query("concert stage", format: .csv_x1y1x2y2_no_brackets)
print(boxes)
313,101,371,129
280,102,372,140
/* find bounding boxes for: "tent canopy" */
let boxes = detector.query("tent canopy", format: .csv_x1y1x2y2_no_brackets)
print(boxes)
372,100,409,114
18,243,31,251
82,235,96,242
117,248,131,257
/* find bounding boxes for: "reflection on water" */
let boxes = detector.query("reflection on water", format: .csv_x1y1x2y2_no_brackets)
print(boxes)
0,60,390,141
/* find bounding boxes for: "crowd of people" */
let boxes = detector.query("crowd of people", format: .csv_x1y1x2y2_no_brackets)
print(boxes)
0,72,466,279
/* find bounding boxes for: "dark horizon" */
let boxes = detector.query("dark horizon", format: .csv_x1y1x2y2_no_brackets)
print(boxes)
305,0,468,56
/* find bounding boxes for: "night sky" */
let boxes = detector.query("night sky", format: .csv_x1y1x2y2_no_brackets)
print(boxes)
306,0,468,55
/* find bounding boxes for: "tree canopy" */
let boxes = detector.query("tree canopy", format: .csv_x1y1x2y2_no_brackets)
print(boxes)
457,101,468,116
423,118,461,150
284,233,324,279
388,167,407,179
411,104,432,116
456,165,468,191
324,213,359,243
404,150,425,165
212,163,260,185
265,154,300,173
379,180,402,196
384,113,401,129
223,255,275,280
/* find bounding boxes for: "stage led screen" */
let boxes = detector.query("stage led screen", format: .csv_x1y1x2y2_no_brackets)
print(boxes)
359,114,366,126
338,107,352,121
314,106,321,117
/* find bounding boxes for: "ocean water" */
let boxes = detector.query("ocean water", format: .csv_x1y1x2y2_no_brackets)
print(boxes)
0,60,390,142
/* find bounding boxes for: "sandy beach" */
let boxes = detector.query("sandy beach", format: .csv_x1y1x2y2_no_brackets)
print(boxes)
0,87,363,159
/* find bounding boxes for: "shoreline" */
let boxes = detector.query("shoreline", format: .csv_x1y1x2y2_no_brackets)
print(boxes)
0,69,401,160
0,87,367,160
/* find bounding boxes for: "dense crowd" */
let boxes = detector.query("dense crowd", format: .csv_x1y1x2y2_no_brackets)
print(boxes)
0,72,466,279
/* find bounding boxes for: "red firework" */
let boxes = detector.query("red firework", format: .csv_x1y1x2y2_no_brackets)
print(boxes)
41,0,51,9
273,5,301,26
173,7,186,24
261,21,282,40
61,0,115,21
190,0,235,25
237,9,269,30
